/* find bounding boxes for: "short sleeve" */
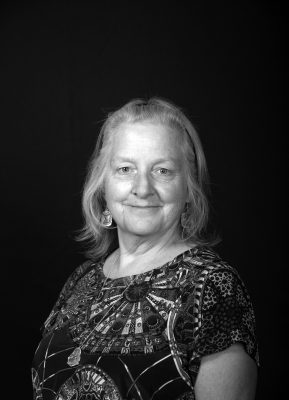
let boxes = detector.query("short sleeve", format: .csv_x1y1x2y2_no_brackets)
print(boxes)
190,265,259,367
41,260,94,336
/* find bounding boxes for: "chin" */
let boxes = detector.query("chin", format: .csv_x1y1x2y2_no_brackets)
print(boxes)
123,221,161,237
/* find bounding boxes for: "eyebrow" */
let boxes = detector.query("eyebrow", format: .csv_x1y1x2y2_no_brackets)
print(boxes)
111,156,179,164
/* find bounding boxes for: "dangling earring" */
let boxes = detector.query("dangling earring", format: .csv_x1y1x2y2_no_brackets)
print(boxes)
181,211,187,229
181,203,189,229
181,204,190,240
101,208,112,227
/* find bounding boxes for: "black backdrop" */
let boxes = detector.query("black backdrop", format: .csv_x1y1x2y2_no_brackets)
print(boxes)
0,1,285,398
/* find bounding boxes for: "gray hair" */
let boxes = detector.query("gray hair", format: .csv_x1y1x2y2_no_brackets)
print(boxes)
76,97,218,259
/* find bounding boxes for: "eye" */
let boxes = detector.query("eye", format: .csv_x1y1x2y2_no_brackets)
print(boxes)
156,168,170,175
117,166,132,174
153,167,175,180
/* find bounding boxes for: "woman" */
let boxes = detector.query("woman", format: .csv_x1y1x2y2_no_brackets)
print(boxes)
32,98,259,399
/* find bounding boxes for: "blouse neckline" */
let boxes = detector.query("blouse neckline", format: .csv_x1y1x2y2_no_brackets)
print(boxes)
98,244,206,281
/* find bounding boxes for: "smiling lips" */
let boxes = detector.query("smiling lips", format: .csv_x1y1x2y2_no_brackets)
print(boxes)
128,206,160,215
125,204,161,208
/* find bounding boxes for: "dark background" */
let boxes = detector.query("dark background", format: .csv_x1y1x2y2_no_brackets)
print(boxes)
1,1,285,398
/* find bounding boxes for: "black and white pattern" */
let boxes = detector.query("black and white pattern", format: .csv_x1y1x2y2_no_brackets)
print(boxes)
32,246,259,399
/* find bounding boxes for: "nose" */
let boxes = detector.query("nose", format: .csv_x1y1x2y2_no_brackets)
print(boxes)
132,172,154,198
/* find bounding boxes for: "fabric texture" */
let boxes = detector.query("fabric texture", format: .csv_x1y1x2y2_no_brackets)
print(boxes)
32,246,259,399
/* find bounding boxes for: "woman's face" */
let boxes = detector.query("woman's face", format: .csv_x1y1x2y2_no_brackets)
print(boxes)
104,121,189,240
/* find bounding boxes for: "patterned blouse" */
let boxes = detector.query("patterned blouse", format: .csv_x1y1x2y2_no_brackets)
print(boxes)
32,246,259,399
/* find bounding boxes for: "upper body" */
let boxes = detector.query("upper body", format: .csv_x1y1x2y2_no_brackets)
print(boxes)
32,246,258,400
32,98,259,399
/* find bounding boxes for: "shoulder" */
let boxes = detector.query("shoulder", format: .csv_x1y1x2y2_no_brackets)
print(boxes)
178,246,259,366
42,258,103,335
182,246,256,332
183,246,234,271
177,246,246,322
53,259,100,303
62,259,99,290
182,246,246,290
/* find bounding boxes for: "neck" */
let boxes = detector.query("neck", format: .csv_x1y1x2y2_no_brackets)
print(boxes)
111,226,189,275
119,224,179,252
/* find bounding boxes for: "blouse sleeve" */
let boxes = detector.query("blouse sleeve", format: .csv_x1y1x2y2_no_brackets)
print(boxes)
189,264,259,370
41,260,93,336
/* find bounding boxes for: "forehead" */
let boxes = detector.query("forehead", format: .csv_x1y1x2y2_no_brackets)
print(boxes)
110,122,183,159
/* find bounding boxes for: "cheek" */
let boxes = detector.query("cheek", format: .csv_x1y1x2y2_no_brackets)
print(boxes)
177,177,189,202
104,178,131,202
161,180,187,203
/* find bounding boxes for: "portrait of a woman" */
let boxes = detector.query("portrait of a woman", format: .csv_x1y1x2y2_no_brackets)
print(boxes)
32,98,259,399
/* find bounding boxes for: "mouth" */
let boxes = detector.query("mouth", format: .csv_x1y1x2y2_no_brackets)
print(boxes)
126,205,161,208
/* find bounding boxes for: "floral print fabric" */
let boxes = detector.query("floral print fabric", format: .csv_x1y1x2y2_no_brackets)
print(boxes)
32,246,259,399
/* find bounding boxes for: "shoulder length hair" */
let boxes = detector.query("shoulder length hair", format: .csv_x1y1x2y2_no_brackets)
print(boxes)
76,97,218,259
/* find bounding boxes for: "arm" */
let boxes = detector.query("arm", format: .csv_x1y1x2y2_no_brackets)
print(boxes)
195,343,257,400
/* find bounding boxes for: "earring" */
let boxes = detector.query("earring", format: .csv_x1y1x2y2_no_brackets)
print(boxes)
181,211,187,229
101,208,112,227
181,203,189,229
